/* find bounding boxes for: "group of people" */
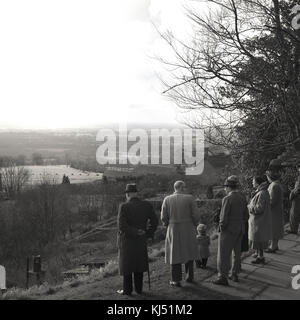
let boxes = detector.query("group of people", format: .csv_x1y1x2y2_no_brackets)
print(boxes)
116,167,300,294
212,171,284,286
62,174,71,184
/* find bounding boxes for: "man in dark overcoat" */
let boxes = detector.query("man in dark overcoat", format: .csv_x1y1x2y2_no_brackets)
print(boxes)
117,184,158,296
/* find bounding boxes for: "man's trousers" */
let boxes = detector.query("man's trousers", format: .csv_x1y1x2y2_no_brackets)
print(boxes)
217,230,243,279
123,272,143,294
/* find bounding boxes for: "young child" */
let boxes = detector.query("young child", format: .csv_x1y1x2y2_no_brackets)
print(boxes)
195,224,210,269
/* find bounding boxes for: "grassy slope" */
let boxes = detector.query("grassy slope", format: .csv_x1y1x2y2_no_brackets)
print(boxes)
31,238,240,300
1,214,244,300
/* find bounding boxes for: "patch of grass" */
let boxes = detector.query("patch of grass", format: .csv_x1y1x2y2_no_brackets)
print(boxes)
1,260,119,300
1,283,52,300
100,260,119,278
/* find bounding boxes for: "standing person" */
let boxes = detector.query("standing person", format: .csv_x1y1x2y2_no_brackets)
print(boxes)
212,176,248,286
248,175,272,264
287,169,300,235
161,181,199,287
195,224,210,269
265,171,284,253
117,184,158,296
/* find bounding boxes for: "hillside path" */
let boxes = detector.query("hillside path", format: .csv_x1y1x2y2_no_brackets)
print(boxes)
201,232,300,300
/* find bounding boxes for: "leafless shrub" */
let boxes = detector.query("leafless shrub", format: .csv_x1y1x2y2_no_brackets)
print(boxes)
0,160,30,198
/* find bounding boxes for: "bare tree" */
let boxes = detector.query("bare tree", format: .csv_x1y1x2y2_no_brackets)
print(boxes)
0,160,30,198
157,0,300,174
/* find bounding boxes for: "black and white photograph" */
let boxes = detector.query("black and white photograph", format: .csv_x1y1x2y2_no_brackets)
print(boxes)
0,0,300,306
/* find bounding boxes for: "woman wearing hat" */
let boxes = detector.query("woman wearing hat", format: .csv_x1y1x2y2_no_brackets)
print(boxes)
265,170,284,253
248,175,272,263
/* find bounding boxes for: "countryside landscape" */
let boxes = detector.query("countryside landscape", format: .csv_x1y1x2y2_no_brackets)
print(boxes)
1,0,300,303
0,127,232,299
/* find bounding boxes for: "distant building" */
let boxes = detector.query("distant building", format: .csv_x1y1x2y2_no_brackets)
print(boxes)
102,148,235,185
103,165,177,181
103,166,137,181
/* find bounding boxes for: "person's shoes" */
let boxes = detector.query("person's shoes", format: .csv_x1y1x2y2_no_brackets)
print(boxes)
211,277,229,286
185,278,194,283
229,274,239,282
116,289,131,296
169,281,182,287
252,253,258,258
251,257,265,264
135,290,143,295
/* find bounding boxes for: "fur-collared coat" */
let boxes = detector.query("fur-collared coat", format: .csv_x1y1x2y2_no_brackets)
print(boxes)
248,182,272,243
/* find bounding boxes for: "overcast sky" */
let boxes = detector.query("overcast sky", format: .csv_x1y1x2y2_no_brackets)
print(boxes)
0,0,206,129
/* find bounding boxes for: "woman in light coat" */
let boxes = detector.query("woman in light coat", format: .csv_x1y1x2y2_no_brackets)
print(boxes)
266,171,284,252
248,175,272,264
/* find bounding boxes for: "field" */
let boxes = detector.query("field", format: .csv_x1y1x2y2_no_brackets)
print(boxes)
23,165,103,185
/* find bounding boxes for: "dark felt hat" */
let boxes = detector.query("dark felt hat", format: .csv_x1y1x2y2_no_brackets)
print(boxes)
125,184,138,193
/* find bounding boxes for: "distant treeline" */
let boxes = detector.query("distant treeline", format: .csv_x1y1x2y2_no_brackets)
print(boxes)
0,153,51,166
0,155,28,166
